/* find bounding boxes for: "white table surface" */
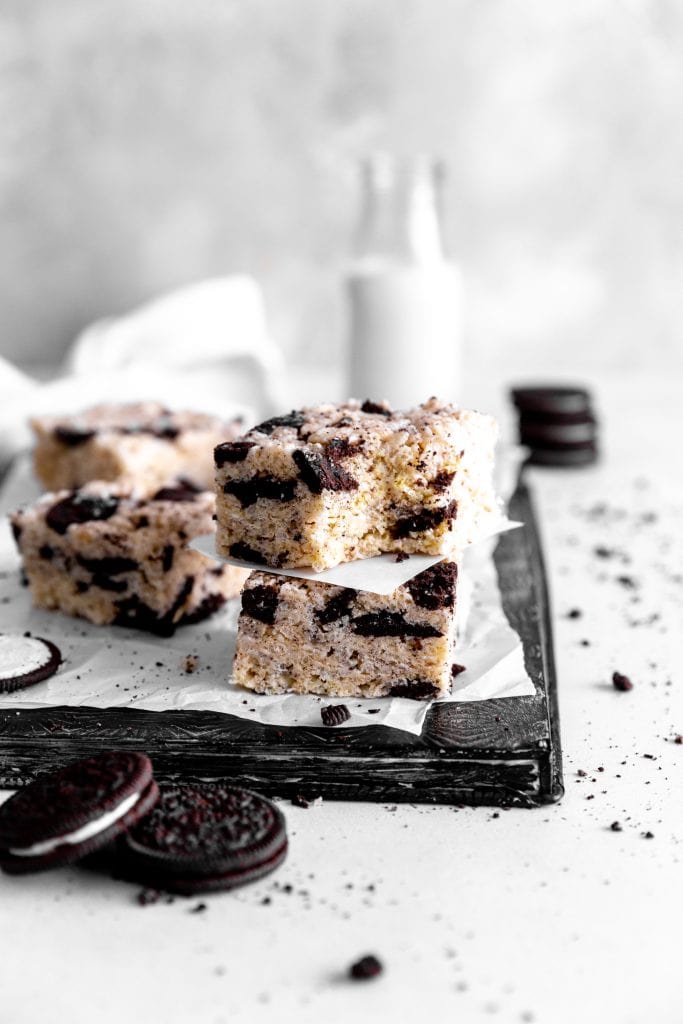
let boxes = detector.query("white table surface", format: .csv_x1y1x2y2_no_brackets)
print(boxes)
1,370,681,1024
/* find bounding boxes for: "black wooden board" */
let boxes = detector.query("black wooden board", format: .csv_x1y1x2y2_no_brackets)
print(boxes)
0,478,563,806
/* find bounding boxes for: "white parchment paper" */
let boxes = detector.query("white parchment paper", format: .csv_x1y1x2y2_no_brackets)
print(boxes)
0,455,535,736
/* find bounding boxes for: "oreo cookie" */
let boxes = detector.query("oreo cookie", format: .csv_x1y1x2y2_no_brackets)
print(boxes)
119,784,287,894
0,751,159,875
511,386,591,416
510,385,598,467
0,634,62,693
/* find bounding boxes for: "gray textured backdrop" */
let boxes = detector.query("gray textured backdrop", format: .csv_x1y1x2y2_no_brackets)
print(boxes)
1,0,682,379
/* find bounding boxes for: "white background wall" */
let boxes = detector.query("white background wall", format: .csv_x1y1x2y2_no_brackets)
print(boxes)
1,0,682,380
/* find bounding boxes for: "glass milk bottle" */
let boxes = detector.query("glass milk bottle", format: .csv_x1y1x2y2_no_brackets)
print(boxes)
347,155,463,408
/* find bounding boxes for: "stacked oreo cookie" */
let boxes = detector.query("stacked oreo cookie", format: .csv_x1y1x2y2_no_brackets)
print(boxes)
511,386,598,467
0,752,287,894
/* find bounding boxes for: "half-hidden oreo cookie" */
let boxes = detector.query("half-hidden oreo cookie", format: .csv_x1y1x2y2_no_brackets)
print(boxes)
119,783,287,894
0,634,62,693
526,442,598,467
0,751,159,875
518,412,597,446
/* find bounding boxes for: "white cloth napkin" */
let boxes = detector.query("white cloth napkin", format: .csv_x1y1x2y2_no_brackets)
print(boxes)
0,276,285,463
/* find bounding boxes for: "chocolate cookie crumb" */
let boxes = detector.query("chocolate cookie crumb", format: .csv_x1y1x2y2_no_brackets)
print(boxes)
395,552,410,563
291,793,321,809
349,955,383,980
612,671,633,691
674,735,683,745
137,888,162,907
567,608,582,619
242,585,279,625
360,400,391,416
451,663,466,678
406,562,457,610
316,588,357,626
292,450,359,495
182,654,199,674
610,821,622,832
321,704,350,727
643,831,655,839
352,612,442,639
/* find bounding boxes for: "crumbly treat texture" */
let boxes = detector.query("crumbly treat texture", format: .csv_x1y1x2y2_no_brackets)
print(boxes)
233,561,459,699
11,483,248,636
215,398,498,571
32,401,243,494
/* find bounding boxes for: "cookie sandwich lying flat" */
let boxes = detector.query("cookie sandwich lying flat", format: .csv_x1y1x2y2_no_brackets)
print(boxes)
119,784,288,894
0,752,159,875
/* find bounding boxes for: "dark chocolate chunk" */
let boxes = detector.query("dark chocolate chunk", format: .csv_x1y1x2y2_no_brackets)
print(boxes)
54,426,96,447
135,515,149,529
451,663,466,678
351,612,442,639
321,704,350,727
253,410,305,436
391,501,458,539
292,450,358,495
316,588,357,626
161,545,174,573
214,441,257,466
223,475,297,507
75,555,137,576
406,562,458,610
181,592,226,626
149,416,179,440
612,671,633,692
151,484,199,503
114,576,194,637
389,680,439,700
242,585,279,625
430,470,455,492
46,494,119,535
228,542,267,565
38,545,54,561
360,400,391,416
90,575,128,594
324,438,365,461
349,955,383,980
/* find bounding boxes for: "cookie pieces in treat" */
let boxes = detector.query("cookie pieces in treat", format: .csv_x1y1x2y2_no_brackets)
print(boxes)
31,401,243,495
10,483,247,636
0,752,159,875
234,561,459,700
215,398,498,571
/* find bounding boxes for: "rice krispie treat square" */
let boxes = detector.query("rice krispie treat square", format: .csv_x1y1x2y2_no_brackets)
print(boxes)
214,398,498,571
32,401,243,494
10,482,248,636
233,561,460,699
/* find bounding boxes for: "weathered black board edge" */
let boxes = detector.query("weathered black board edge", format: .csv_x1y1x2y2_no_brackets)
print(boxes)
0,478,563,806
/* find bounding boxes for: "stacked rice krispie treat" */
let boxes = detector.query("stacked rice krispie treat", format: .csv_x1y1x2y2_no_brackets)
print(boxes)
221,398,499,701
12,403,249,635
